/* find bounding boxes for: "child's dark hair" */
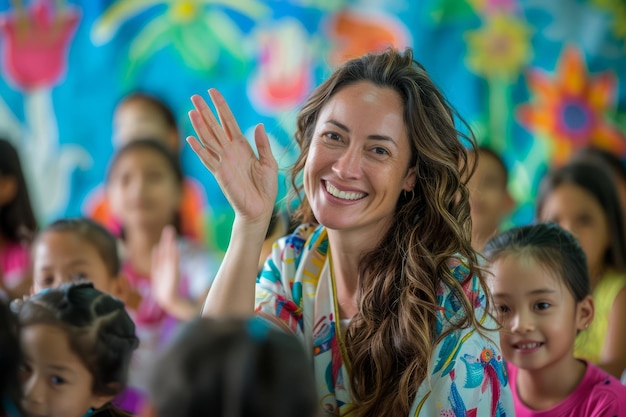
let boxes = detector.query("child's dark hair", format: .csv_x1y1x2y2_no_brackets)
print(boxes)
472,145,509,186
0,298,23,416
484,222,590,302
106,139,184,234
148,317,317,417
0,138,37,243
36,217,121,277
536,160,626,272
572,146,626,186
118,92,178,133
15,282,138,405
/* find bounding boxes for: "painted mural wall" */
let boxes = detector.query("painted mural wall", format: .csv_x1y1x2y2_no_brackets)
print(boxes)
0,0,624,253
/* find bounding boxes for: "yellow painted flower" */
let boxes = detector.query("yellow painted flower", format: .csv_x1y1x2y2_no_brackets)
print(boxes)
465,13,532,81
517,46,626,165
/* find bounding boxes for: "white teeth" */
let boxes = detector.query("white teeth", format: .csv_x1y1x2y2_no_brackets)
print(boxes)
325,182,365,201
517,342,541,350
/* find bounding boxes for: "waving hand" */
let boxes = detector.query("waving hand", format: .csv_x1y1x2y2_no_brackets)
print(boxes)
187,89,278,226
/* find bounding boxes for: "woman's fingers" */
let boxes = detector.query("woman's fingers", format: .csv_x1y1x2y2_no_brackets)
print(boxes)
190,94,236,151
186,135,220,172
208,88,244,142
254,123,276,168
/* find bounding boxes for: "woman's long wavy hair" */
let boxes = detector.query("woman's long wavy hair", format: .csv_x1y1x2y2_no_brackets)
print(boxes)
289,48,485,416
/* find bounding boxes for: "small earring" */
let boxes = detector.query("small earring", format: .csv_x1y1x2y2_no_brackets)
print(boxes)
403,189,415,200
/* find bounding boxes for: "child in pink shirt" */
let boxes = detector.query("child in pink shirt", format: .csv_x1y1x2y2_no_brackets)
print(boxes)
485,222,626,416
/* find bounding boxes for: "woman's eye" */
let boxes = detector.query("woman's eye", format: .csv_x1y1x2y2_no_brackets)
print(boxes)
372,147,389,156
535,302,550,310
324,132,341,141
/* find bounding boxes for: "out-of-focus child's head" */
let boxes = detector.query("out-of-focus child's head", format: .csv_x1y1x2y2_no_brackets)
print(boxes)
536,161,626,281
0,138,38,243
113,93,180,153
16,282,138,417
571,146,626,213
142,317,317,417
467,146,514,251
31,218,126,298
106,139,184,234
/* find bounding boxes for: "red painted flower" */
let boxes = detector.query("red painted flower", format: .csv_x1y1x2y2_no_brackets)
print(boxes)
0,0,80,90
517,46,626,165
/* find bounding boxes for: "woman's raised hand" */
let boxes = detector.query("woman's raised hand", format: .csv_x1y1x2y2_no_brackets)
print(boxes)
187,89,278,225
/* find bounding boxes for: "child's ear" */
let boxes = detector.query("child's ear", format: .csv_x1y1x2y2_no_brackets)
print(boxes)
0,175,17,206
502,190,515,216
139,403,158,417
576,295,595,331
90,393,115,411
111,272,131,305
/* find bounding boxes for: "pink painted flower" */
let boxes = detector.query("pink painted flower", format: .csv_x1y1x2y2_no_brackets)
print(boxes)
0,0,80,90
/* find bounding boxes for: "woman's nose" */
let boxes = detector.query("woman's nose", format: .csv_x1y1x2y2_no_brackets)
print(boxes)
333,147,362,179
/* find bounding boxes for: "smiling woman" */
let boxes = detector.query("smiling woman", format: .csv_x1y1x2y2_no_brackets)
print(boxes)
188,47,514,417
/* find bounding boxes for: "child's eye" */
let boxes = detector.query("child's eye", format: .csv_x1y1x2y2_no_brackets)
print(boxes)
19,362,32,375
535,302,550,310
71,273,89,283
496,305,510,314
40,276,54,287
50,375,66,385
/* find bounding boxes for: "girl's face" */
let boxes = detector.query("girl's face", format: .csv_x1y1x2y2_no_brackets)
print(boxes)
20,324,112,417
303,81,415,239
488,255,593,372
32,231,115,296
539,183,610,280
107,148,181,231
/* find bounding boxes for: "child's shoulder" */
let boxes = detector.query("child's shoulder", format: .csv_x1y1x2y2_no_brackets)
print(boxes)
580,362,626,414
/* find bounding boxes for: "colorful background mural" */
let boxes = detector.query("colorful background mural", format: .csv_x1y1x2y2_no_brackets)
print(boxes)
0,0,624,253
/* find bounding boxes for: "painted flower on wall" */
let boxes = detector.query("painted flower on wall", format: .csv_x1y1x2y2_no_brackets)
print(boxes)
465,13,532,81
91,0,269,75
517,46,626,165
0,0,79,90
325,8,410,66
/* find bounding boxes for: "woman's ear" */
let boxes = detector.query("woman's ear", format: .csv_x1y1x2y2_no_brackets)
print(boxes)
576,295,594,331
403,167,417,192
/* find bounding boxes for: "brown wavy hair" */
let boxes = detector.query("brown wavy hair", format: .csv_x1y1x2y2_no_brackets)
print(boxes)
289,48,486,417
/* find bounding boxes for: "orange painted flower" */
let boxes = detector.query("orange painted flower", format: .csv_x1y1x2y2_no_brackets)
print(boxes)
517,46,626,165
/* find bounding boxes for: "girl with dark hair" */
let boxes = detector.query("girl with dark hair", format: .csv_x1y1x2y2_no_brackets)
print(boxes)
187,48,513,416
141,317,317,417
30,217,126,298
15,282,138,417
536,161,626,378
0,139,37,299
106,139,218,412
484,222,626,416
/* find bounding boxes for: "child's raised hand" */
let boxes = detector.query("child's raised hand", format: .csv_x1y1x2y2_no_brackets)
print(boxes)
151,226,188,319
187,89,278,227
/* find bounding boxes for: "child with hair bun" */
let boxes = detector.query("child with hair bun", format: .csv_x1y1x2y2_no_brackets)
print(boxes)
16,282,138,417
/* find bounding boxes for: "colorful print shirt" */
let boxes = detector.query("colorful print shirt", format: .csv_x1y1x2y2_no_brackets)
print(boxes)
255,224,513,417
